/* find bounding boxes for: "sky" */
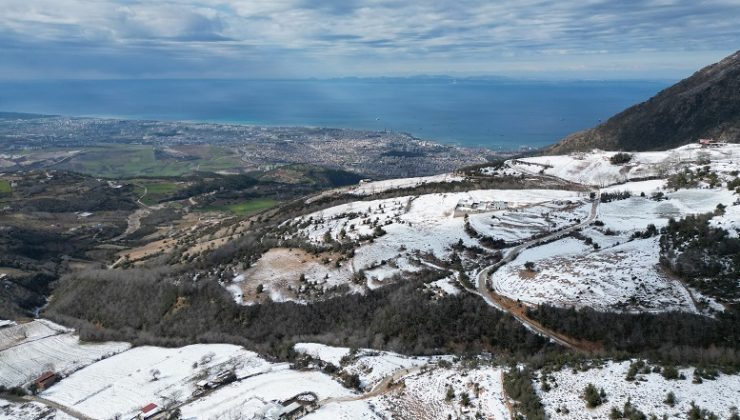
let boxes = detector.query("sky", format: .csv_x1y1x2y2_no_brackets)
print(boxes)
1,0,739,80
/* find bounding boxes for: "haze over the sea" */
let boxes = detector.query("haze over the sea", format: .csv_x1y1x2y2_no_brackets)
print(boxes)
0,78,668,149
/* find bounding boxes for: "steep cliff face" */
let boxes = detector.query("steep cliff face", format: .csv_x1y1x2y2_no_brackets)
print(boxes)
548,50,740,154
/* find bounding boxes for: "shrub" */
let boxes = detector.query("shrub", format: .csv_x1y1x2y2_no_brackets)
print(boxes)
664,391,676,407
610,153,632,165
662,365,679,380
583,383,605,408
687,401,718,420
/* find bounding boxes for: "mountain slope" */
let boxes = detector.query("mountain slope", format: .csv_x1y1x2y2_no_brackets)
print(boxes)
548,50,740,154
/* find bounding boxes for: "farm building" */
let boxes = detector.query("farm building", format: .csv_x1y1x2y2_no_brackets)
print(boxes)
454,198,508,216
699,138,727,148
133,402,162,420
34,371,58,391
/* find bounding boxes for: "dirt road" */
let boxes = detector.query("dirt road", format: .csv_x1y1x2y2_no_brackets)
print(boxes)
24,395,95,420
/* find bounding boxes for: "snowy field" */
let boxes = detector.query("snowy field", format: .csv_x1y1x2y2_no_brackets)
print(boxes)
597,188,736,233
347,174,465,195
468,199,591,243
711,202,740,237
537,361,740,419
179,367,354,420
42,344,272,419
0,320,130,387
514,143,740,186
0,398,75,420
227,247,361,304
295,343,432,390
373,365,510,420
491,237,697,312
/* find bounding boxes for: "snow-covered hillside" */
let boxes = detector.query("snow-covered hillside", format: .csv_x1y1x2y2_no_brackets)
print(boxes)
227,189,590,305
514,143,740,186
0,319,129,388
537,361,740,420
491,237,698,312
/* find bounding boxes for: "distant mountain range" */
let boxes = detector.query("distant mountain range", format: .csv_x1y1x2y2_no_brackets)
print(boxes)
548,50,740,154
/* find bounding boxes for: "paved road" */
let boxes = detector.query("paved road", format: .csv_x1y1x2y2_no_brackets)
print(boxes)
473,191,600,351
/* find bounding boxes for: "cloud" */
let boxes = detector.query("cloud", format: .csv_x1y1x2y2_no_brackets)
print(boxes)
0,0,738,79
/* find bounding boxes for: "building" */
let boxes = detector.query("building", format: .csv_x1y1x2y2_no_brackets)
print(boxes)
278,402,306,419
135,403,162,420
34,372,57,391
453,198,509,217
699,138,726,148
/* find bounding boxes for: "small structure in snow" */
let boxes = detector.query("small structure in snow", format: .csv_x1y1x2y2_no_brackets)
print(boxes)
699,138,726,148
34,371,58,391
0,319,17,329
454,198,508,216
278,402,306,419
135,403,161,420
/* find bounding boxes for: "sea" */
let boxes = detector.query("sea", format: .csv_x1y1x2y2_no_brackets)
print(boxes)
0,78,670,150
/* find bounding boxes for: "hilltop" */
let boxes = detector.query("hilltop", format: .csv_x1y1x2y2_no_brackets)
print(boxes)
548,50,740,154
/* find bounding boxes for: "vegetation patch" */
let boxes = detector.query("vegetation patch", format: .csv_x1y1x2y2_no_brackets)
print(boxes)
135,181,183,205
201,198,279,216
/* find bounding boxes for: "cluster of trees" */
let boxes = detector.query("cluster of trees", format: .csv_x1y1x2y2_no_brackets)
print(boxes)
609,153,632,165
666,166,721,190
46,267,552,359
526,304,739,370
8,171,138,212
463,215,507,249
600,191,631,203
659,213,740,301
503,367,545,420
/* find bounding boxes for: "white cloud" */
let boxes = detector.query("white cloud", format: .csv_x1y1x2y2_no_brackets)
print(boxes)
0,0,738,78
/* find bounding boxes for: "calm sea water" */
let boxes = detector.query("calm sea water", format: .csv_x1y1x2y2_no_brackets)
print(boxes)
0,78,669,149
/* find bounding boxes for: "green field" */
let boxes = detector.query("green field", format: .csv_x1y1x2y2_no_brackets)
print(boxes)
202,198,278,216
135,181,183,205
0,179,11,194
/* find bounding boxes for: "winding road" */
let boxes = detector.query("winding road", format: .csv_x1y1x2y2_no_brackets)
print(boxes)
471,190,601,352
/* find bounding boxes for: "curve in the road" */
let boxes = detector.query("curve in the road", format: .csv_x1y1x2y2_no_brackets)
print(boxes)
472,191,602,353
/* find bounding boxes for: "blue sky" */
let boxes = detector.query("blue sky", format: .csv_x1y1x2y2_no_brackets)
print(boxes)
1,0,738,80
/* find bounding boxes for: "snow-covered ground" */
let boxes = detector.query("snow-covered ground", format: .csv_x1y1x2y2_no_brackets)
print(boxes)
374,365,510,420
537,361,740,420
0,398,75,420
233,189,589,305
491,237,697,312
468,199,591,243
227,247,362,304
179,367,354,420
514,143,740,187
347,174,465,195
711,202,740,237
0,319,130,387
42,344,271,419
597,188,736,233
601,179,667,195
294,343,432,390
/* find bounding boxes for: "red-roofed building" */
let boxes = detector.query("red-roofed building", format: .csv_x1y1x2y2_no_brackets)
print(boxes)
136,403,162,420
